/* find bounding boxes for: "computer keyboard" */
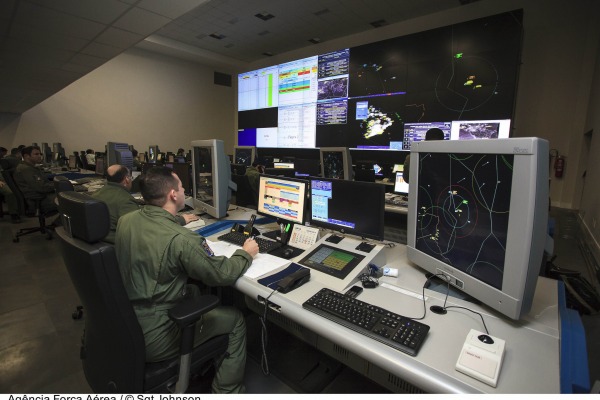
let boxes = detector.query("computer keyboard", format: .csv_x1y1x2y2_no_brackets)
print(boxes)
217,231,281,253
74,176,95,184
302,287,430,356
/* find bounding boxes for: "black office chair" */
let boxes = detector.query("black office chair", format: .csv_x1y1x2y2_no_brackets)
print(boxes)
55,191,229,393
231,174,257,208
54,176,75,193
1,169,54,242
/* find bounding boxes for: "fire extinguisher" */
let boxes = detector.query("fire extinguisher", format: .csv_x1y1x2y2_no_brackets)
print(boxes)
554,155,565,178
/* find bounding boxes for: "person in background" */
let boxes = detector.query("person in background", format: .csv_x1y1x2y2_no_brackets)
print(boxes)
131,149,141,171
3,148,22,171
85,149,96,168
115,166,258,393
244,158,265,199
403,128,445,184
13,146,57,215
0,147,7,158
0,163,21,223
92,164,199,243
176,148,186,157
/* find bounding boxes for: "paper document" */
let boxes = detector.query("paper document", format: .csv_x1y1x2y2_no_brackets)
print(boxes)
208,240,289,279
184,219,206,230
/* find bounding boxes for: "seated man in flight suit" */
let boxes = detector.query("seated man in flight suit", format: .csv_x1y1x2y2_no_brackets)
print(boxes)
115,166,259,393
14,145,57,215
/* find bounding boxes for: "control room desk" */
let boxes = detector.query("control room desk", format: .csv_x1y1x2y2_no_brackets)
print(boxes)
203,207,584,394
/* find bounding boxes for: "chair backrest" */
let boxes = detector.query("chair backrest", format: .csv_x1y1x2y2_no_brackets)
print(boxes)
80,152,89,169
56,191,147,392
2,169,29,216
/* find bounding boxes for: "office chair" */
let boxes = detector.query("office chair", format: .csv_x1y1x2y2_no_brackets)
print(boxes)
80,151,90,170
54,176,75,193
55,191,229,393
1,169,54,242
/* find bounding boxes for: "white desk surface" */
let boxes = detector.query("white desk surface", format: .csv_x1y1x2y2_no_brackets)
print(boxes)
207,206,562,394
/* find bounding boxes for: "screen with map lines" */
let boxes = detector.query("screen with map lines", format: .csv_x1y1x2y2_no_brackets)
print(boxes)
415,152,514,290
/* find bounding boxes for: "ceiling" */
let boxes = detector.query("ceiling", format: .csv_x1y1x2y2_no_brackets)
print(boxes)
1,0,469,115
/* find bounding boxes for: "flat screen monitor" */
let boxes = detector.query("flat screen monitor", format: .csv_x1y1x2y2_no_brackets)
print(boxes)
148,145,159,162
400,122,451,150
257,175,309,225
393,171,409,195
450,119,511,140
95,156,105,176
170,162,192,195
320,147,353,180
191,139,236,219
294,158,321,177
68,155,77,170
234,146,256,166
406,137,549,320
273,162,294,169
310,177,385,241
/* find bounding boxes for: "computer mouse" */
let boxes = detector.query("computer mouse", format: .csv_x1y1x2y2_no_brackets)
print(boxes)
282,248,294,259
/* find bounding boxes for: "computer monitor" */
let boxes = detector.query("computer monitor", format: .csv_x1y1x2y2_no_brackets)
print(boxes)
320,147,353,180
95,155,106,176
393,170,409,195
234,146,256,166
273,162,294,169
309,177,385,241
68,155,77,170
170,162,192,196
41,143,52,164
353,162,375,183
148,145,159,162
106,142,133,171
401,122,451,150
450,119,511,140
257,175,309,227
191,139,236,219
264,167,295,178
294,158,321,177
406,137,549,320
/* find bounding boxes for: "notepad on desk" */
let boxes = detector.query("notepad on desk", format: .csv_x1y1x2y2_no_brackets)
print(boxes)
208,240,289,279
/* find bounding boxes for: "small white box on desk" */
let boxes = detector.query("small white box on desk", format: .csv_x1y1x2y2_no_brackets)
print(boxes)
455,329,505,387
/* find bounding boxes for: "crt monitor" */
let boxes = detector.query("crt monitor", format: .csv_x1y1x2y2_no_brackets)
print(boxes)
320,147,353,180
106,142,133,171
234,146,256,166
406,137,549,320
401,121,451,150
191,139,237,219
309,177,385,241
450,119,511,140
257,175,309,227
68,155,77,170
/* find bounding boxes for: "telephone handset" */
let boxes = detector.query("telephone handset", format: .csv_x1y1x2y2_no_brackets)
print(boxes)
243,214,260,236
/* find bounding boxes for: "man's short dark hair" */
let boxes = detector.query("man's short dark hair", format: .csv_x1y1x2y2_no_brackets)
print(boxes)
140,166,179,207
21,145,40,157
425,128,445,141
106,165,130,184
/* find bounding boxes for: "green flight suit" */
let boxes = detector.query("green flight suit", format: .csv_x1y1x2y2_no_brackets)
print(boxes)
244,166,261,198
115,206,253,393
13,161,57,213
91,182,140,243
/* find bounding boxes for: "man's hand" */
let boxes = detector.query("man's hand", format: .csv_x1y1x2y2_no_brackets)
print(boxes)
243,238,259,258
182,213,199,224
0,181,5,189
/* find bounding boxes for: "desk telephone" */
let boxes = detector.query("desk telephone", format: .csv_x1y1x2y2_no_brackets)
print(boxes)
231,214,260,237
277,266,310,293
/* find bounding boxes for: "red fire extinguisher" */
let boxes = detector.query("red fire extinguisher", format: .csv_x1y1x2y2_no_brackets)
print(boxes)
554,155,565,178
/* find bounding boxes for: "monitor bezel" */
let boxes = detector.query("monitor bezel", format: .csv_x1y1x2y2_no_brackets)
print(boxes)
233,146,256,167
406,137,549,320
309,176,386,241
256,174,309,225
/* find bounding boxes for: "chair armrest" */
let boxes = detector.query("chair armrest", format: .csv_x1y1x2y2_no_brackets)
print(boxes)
168,295,221,357
168,294,220,328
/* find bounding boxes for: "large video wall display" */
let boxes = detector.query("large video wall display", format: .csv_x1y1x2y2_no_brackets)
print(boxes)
238,10,523,149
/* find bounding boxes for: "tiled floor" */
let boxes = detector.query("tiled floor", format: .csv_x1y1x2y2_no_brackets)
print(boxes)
0,207,598,393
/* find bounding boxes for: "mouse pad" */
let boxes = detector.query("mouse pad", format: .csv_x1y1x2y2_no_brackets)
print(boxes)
257,262,307,290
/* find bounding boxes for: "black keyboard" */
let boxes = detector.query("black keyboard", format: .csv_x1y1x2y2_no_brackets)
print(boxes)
75,177,95,184
303,288,430,356
217,231,281,253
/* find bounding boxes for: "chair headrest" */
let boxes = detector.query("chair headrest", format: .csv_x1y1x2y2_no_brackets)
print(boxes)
58,191,110,243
